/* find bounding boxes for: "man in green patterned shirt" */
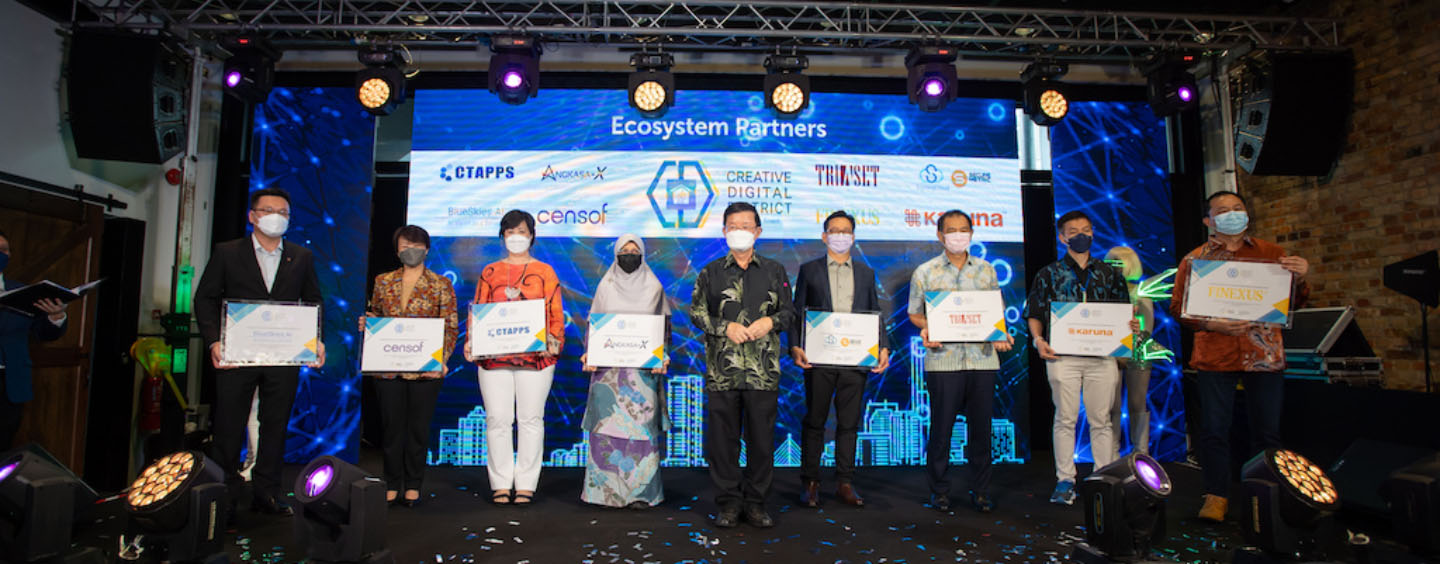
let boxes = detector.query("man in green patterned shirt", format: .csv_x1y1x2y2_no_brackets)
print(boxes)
690,202,796,529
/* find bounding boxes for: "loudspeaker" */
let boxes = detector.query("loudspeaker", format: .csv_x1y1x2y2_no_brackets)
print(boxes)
1328,439,1435,516
67,30,188,164
1234,52,1353,176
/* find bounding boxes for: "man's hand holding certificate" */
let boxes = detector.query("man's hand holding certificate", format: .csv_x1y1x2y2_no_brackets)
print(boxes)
1182,259,1294,326
924,290,1008,342
220,301,322,366
468,299,547,358
361,317,447,372
1049,302,1134,357
585,313,667,369
802,311,882,368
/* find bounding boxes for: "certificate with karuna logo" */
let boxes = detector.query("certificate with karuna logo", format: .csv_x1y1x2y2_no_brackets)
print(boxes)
361,317,447,372
1049,302,1134,357
469,299,547,357
586,313,667,369
924,290,1008,342
1181,259,1294,325
221,300,321,365
803,311,882,367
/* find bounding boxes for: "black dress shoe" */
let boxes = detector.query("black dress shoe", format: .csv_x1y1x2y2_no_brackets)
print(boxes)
743,504,775,528
251,496,294,516
929,493,951,512
970,492,995,513
800,480,821,508
713,506,741,528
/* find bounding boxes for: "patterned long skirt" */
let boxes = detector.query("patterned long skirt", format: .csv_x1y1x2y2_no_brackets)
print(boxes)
580,368,664,507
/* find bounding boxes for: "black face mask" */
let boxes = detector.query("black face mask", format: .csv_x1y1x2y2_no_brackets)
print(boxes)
617,254,643,273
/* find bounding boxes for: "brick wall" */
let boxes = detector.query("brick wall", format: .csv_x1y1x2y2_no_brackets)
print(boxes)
1239,0,1440,390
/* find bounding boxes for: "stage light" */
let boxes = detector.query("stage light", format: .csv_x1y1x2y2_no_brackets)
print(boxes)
628,52,675,118
906,45,958,112
1238,448,1340,559
0,446,102,564
293,456,392,564
488,35,539,106
124,450,228,563
355,44,409,116
1144,54,1199,117
1072,453,1172,564
221,36,280,105
763,52,809,119
1022,62,1070,126
1383,454,1440,556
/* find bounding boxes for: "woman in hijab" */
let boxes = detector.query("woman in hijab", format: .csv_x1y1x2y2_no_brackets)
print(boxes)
580,234,670,509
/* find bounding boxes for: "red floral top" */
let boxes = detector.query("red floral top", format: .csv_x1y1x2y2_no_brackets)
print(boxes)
367,268,459,380
473,260,565,371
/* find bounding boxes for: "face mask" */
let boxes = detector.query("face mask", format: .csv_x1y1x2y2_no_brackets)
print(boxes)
1213,210,1249,235
256,213,288,238
616,254,643,274
942,232,971,254
1066,233,1093,254
826,234,854,255
726,229,756,252
504,234,531,255
398,248,427,267
0,252,8,273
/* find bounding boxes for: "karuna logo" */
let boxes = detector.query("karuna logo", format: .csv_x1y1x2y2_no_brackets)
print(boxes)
541,165,607,182
920,164,943,184
439,165,516,182
903,210,1006,228
647,160,717,229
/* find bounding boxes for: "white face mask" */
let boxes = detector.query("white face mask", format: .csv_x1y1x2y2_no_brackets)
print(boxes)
504,234,531,255
826,233,854,255
725,229,756,252
256,214,289,238
942,231,971,254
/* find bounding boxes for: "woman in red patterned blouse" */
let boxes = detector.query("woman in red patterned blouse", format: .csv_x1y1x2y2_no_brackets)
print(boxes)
463,210,564,506
364,225,458,507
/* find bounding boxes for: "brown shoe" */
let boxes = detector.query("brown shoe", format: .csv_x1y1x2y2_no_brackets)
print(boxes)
836,483,865,507
1198,494,1228,523
800,480,821,508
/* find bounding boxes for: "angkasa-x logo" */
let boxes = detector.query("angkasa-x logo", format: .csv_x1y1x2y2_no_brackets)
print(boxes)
647,160,716,229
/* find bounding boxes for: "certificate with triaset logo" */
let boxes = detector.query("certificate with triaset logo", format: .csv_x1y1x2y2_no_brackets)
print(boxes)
586,313,666,369
803,311,882,368
1181,259,1294,326
1049,302,1134,357
361,317,447,372
221,300,320,365
468,299,547,357
924,290,1008,342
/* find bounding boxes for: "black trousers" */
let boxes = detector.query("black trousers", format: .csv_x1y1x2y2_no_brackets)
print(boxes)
0,371,22,450
209,366,299,500
705,389,778,510
925,370,996,496
373,377,444,491
800,367,866,484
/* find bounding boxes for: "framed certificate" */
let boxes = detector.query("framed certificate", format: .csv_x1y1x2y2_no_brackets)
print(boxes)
361,317,447,372
803,311,882,368
585,313,667,369
924,290,1008,343
1181,259,1294,326
220,300,321,365
1049,302,1134,357
468,299,547,357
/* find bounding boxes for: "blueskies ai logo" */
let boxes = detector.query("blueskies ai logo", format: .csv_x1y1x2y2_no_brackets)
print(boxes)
439,165,515,182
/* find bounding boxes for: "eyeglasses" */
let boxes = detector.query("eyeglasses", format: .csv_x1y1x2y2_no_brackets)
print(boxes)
253,207,291,217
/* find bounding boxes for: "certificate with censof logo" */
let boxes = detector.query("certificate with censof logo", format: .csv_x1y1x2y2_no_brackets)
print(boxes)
221,300,321,365
924,290,1008,342
803,311,882,368
360,317,447,372
468,299,548,357
1181,259,1294,326
585,313,667,369
1049,302,1134,357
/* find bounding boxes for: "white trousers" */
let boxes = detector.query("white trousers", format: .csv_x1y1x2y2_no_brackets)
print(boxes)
477,366,555,491
1047,355,1119,482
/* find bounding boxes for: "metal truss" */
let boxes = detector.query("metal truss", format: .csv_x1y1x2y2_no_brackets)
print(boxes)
81,1,1342,61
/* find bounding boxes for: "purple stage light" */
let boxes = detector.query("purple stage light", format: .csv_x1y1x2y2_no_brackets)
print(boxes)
923,78,946,97
502,71,524,89
1177,85,1194,102
304,462,335,497
0,461,16,482
225,71,242,88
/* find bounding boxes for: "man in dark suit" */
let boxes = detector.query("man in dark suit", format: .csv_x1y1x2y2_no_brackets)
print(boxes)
194,188,324,516
789,211,890,508
0,229,71,449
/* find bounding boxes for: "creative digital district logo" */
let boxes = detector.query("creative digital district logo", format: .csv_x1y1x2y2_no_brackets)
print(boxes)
647,160,717,229
541,165,607,183
439,165,516,182
918,164,992,188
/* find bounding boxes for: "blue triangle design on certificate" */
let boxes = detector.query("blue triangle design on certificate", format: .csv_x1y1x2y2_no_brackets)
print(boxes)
1051,302,1081,319
226,302,263,323
590,313,616,331
1191,259,1227,279
924,291,948,310
366,317,392,335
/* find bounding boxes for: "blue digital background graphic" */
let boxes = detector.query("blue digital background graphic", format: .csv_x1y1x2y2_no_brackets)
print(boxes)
249,87,374,463
1050,101,1185,463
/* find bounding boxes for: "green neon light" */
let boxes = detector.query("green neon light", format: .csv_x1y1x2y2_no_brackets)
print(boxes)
1137,268,1178,301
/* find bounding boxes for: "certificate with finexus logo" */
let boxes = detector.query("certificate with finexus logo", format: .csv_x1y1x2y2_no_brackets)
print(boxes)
1181,259,1294,326
924,290,1008,343
803,311,882,368
361,317,447,372
469,299,548,357
585,313,667,369
221,301,321,365
1049,302,1134,357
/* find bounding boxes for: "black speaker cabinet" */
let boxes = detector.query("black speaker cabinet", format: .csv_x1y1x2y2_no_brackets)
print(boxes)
1234,52,1353,176
67,30,189,164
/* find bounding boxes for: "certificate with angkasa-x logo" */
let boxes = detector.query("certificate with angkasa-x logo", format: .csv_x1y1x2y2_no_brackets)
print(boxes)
1181,259,1294,326
361,317,447,372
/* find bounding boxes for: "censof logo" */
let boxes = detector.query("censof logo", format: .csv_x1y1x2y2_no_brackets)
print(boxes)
647,160,716,229
439,165,515,182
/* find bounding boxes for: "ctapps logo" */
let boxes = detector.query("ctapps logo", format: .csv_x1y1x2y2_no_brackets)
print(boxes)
647,160,717,229
439,165,515,182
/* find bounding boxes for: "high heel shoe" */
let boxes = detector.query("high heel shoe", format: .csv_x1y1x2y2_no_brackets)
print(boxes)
402,490,422,508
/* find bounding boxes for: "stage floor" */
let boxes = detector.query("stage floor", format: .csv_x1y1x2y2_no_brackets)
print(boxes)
75,450,1419,563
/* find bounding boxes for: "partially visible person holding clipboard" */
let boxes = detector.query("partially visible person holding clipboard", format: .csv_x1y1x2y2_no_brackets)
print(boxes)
0,228,72,449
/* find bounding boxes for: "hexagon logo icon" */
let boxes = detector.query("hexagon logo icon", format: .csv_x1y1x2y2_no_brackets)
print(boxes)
647,160,716,229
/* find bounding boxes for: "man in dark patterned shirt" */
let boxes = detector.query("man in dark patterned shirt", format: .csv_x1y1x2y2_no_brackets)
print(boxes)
1025,210,1134,506
690,202,796,528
